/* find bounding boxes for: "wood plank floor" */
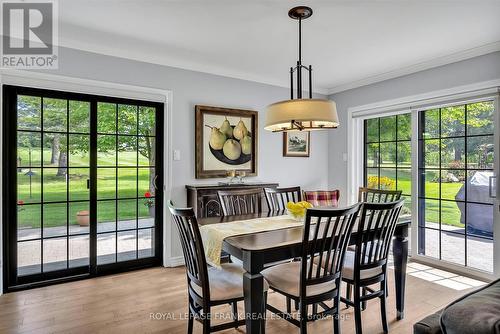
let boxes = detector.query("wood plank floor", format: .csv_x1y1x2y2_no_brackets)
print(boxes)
0,262,480,334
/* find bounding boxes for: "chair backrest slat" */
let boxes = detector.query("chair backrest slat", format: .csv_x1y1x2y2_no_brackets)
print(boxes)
358,187,402,203
168,202,210,304
354,200,404,276
218,188,263,216
264,186,301,211
299,204,361,298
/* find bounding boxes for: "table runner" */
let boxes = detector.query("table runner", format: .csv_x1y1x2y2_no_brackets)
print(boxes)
199,215,303,268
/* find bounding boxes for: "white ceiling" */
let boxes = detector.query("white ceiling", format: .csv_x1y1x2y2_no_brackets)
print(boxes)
58,0,500,94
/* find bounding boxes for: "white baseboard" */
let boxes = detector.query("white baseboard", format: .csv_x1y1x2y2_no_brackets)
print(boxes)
165,256,185,267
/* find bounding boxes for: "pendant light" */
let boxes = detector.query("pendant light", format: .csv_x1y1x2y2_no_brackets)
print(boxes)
264,6,339,132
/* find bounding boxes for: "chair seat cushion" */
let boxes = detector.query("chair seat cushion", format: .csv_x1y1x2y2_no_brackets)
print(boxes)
342,251,383,280
191,263,268,301
261,261,336,297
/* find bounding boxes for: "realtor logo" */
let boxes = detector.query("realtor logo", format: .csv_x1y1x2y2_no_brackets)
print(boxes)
1,0,58,68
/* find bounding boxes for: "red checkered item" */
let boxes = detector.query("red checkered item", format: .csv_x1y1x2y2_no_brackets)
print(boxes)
303,190,340,207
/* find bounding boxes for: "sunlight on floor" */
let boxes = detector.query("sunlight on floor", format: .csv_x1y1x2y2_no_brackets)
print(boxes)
403,262,486,291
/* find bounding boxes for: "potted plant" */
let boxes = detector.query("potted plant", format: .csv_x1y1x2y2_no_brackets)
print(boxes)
144,191,155,218
77,210,90,226
17,200,25,212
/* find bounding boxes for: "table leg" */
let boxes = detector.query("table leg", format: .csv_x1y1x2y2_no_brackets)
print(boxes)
243,271,265,334
393,232,408,320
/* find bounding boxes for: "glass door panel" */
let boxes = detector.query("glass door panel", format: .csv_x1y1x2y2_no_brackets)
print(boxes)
363,113,413,220
5,85,163,289
418,101,495,273
15,94,91,276
95,102,157,267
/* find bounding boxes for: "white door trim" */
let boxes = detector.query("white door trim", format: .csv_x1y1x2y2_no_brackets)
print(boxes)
348,79,500,116
494,95,500,278
347,80,500,280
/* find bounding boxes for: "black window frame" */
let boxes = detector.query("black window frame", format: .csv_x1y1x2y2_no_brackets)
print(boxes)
363,113,412,213
2,85,164,292
417,100,495,271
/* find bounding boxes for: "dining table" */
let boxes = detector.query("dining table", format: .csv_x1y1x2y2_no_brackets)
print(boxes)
198,210,411,334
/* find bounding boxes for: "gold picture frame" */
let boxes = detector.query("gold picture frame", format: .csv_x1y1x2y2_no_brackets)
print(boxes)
195,105,258,178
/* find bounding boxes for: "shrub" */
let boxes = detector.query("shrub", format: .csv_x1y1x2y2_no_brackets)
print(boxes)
367,176,395,190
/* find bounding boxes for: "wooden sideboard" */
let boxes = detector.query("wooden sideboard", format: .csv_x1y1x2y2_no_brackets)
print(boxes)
186,183,279,218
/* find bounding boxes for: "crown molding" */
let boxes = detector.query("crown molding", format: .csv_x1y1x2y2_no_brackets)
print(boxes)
55,38,500,98
327,41,500,95
57,39,330,96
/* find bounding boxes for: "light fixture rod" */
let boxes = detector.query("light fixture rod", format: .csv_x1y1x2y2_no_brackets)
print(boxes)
309,65,312,98
297,18,302,99
298,18,302,64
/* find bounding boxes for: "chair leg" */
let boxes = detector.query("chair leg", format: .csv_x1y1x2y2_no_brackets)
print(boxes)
187,310,194,334
333,295,341,334
262,292,268,334
299,301,308,334
232,301,239,328
295,299,299,311
354,286,363,334
345,283,352,309
380,281,389,333
202,317,211,334
286,297,292,313
312,303,318,317
361,287,367,311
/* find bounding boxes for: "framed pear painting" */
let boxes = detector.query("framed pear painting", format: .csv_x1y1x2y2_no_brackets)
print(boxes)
195,105,258,178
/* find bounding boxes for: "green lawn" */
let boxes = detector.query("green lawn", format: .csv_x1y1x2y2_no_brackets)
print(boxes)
378,168,464,228
17,148,154,229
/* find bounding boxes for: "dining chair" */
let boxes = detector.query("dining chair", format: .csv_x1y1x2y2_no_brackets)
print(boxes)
340,200,404,334
168,201,268,334
303,190,340,207
217,188,263,216
351,187,402,301
264,186,302,211
264,186,303,311
357,187,402,203
262,203,361,334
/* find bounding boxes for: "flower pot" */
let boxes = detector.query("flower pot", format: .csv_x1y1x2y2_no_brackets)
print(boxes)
149,206,155,218
77,210,90,226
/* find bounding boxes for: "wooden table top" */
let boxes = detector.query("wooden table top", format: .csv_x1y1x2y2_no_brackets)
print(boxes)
198,211,411,252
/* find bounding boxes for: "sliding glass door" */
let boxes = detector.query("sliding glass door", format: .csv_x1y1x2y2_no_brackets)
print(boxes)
362,98,496,275
95,102,158,265
3,85,163,290
418,101,495,272
14,95,92,277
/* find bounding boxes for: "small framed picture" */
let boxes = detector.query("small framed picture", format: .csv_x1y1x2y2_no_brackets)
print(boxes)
283,131,310,157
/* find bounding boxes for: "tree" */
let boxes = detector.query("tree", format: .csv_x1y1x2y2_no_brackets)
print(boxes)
441,106,466,161
442,102,492,163
138,107,156,194
18,97,157,193
51,135,60,164
97,103,157,194
423,102,494,167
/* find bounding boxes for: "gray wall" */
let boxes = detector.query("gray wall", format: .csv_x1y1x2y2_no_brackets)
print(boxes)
3,47,499,269
42,47,330,259
328,51,500,205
